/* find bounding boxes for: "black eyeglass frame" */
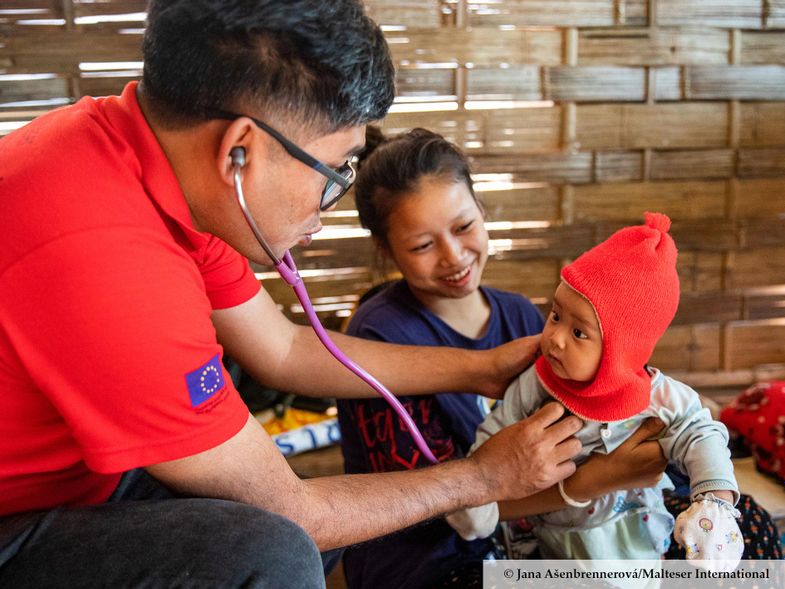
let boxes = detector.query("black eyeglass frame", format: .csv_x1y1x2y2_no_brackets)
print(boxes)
210,109,356,211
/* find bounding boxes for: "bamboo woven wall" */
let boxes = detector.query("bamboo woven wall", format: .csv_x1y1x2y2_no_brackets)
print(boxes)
2,1,785,393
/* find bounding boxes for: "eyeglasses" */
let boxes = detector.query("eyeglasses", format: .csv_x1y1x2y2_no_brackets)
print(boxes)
210,109,356,211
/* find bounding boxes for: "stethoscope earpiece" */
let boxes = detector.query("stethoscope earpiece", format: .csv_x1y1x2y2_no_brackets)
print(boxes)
230,146,246,168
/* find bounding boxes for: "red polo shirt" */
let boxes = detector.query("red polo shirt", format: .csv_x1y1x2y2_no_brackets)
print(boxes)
0,82,260,516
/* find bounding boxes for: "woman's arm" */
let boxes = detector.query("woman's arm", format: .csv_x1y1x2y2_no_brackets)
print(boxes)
499,417,667,519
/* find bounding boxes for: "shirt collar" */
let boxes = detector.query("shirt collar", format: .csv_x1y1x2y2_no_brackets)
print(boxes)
99,81,209,250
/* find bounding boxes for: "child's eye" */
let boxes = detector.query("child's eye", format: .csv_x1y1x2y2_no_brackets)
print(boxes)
456,220,474,233
550,311,560,323
573,328,588,340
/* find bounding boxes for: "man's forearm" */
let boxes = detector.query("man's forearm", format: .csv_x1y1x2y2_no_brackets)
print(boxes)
148,415,490,551
295,459,487,550
150,409,581,553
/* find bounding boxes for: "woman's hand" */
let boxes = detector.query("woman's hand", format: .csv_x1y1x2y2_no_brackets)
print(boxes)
477,335,541,399
564,417,667,501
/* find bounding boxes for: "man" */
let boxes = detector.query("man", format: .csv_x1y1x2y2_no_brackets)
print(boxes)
0,1,586,586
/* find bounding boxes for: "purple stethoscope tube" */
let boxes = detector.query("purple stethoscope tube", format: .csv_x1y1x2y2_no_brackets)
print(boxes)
231,150,439,464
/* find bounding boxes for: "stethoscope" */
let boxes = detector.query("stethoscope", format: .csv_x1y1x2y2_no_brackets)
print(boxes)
229,146,438,464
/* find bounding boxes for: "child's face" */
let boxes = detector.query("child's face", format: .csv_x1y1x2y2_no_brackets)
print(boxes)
385,177,488,303
540,282,603,382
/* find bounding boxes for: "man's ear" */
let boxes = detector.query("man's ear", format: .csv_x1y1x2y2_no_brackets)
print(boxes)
216,117,260,187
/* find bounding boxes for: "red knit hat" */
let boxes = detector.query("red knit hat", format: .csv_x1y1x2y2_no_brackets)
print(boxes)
535,212,680,422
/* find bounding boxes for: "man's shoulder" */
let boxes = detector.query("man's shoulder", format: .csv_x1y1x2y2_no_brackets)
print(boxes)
0,99,159,273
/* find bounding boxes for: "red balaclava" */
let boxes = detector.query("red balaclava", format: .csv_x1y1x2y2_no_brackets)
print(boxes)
534,212,680,422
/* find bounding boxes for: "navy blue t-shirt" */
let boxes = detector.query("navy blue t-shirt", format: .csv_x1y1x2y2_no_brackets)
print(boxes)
337,280,544,589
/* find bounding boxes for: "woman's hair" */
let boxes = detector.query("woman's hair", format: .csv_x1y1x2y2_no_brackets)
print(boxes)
354,127,483,248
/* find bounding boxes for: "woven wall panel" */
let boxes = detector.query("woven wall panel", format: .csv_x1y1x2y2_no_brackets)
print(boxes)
726,320,785,370
383,107,563,153
727,246,785,289
651,324,721,372
289,238,375,272
571,181,727,222
740,32,785,64
670,219,739,252
595,151,643,182
466,1,617,27
72,0,148,17
769,1,785,27
739,103,785,146
686,66,785,100
472,152,594,183
466,66,541,100
546,66,646,101
0,30,143,74
740,218,785,249
386,28,563,66
578,29,730,66
484,108,563,153
738,148,785,177
652,67,683,101
623,0,649,24
382,110,486,147
76,75,137,98
0,76,68,106
487,224,597,260
734,179,785,217
674,292,743,325
676,252,726,292
575,104,729,149
656,0,764,29
480,185,562,222
746,289,785,320
0,1,62,20
363,1,444,27
650,149,735,180
395,67,455,99
482,258,561,300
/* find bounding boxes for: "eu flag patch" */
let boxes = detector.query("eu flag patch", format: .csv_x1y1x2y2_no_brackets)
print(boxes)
185,354,226,408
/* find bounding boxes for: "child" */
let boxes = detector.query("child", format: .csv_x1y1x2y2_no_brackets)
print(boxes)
447,212,744,571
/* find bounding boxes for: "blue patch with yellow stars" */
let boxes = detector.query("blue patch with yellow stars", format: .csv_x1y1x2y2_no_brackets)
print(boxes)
185,354,226,407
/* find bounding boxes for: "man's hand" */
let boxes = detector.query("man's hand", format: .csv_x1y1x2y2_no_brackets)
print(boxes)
468,402,582,503
476,335,541,399
564,417,667,501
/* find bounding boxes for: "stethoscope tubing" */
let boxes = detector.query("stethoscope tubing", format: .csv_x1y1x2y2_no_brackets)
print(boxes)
232,165,439,464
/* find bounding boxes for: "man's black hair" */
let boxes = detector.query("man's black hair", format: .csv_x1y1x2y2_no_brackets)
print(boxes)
142,0,395,131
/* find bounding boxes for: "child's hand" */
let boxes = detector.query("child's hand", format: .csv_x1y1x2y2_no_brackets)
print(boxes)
445,502,499,541
674,493,743,572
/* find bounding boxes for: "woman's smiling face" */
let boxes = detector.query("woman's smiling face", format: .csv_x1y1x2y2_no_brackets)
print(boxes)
384,176,488,304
